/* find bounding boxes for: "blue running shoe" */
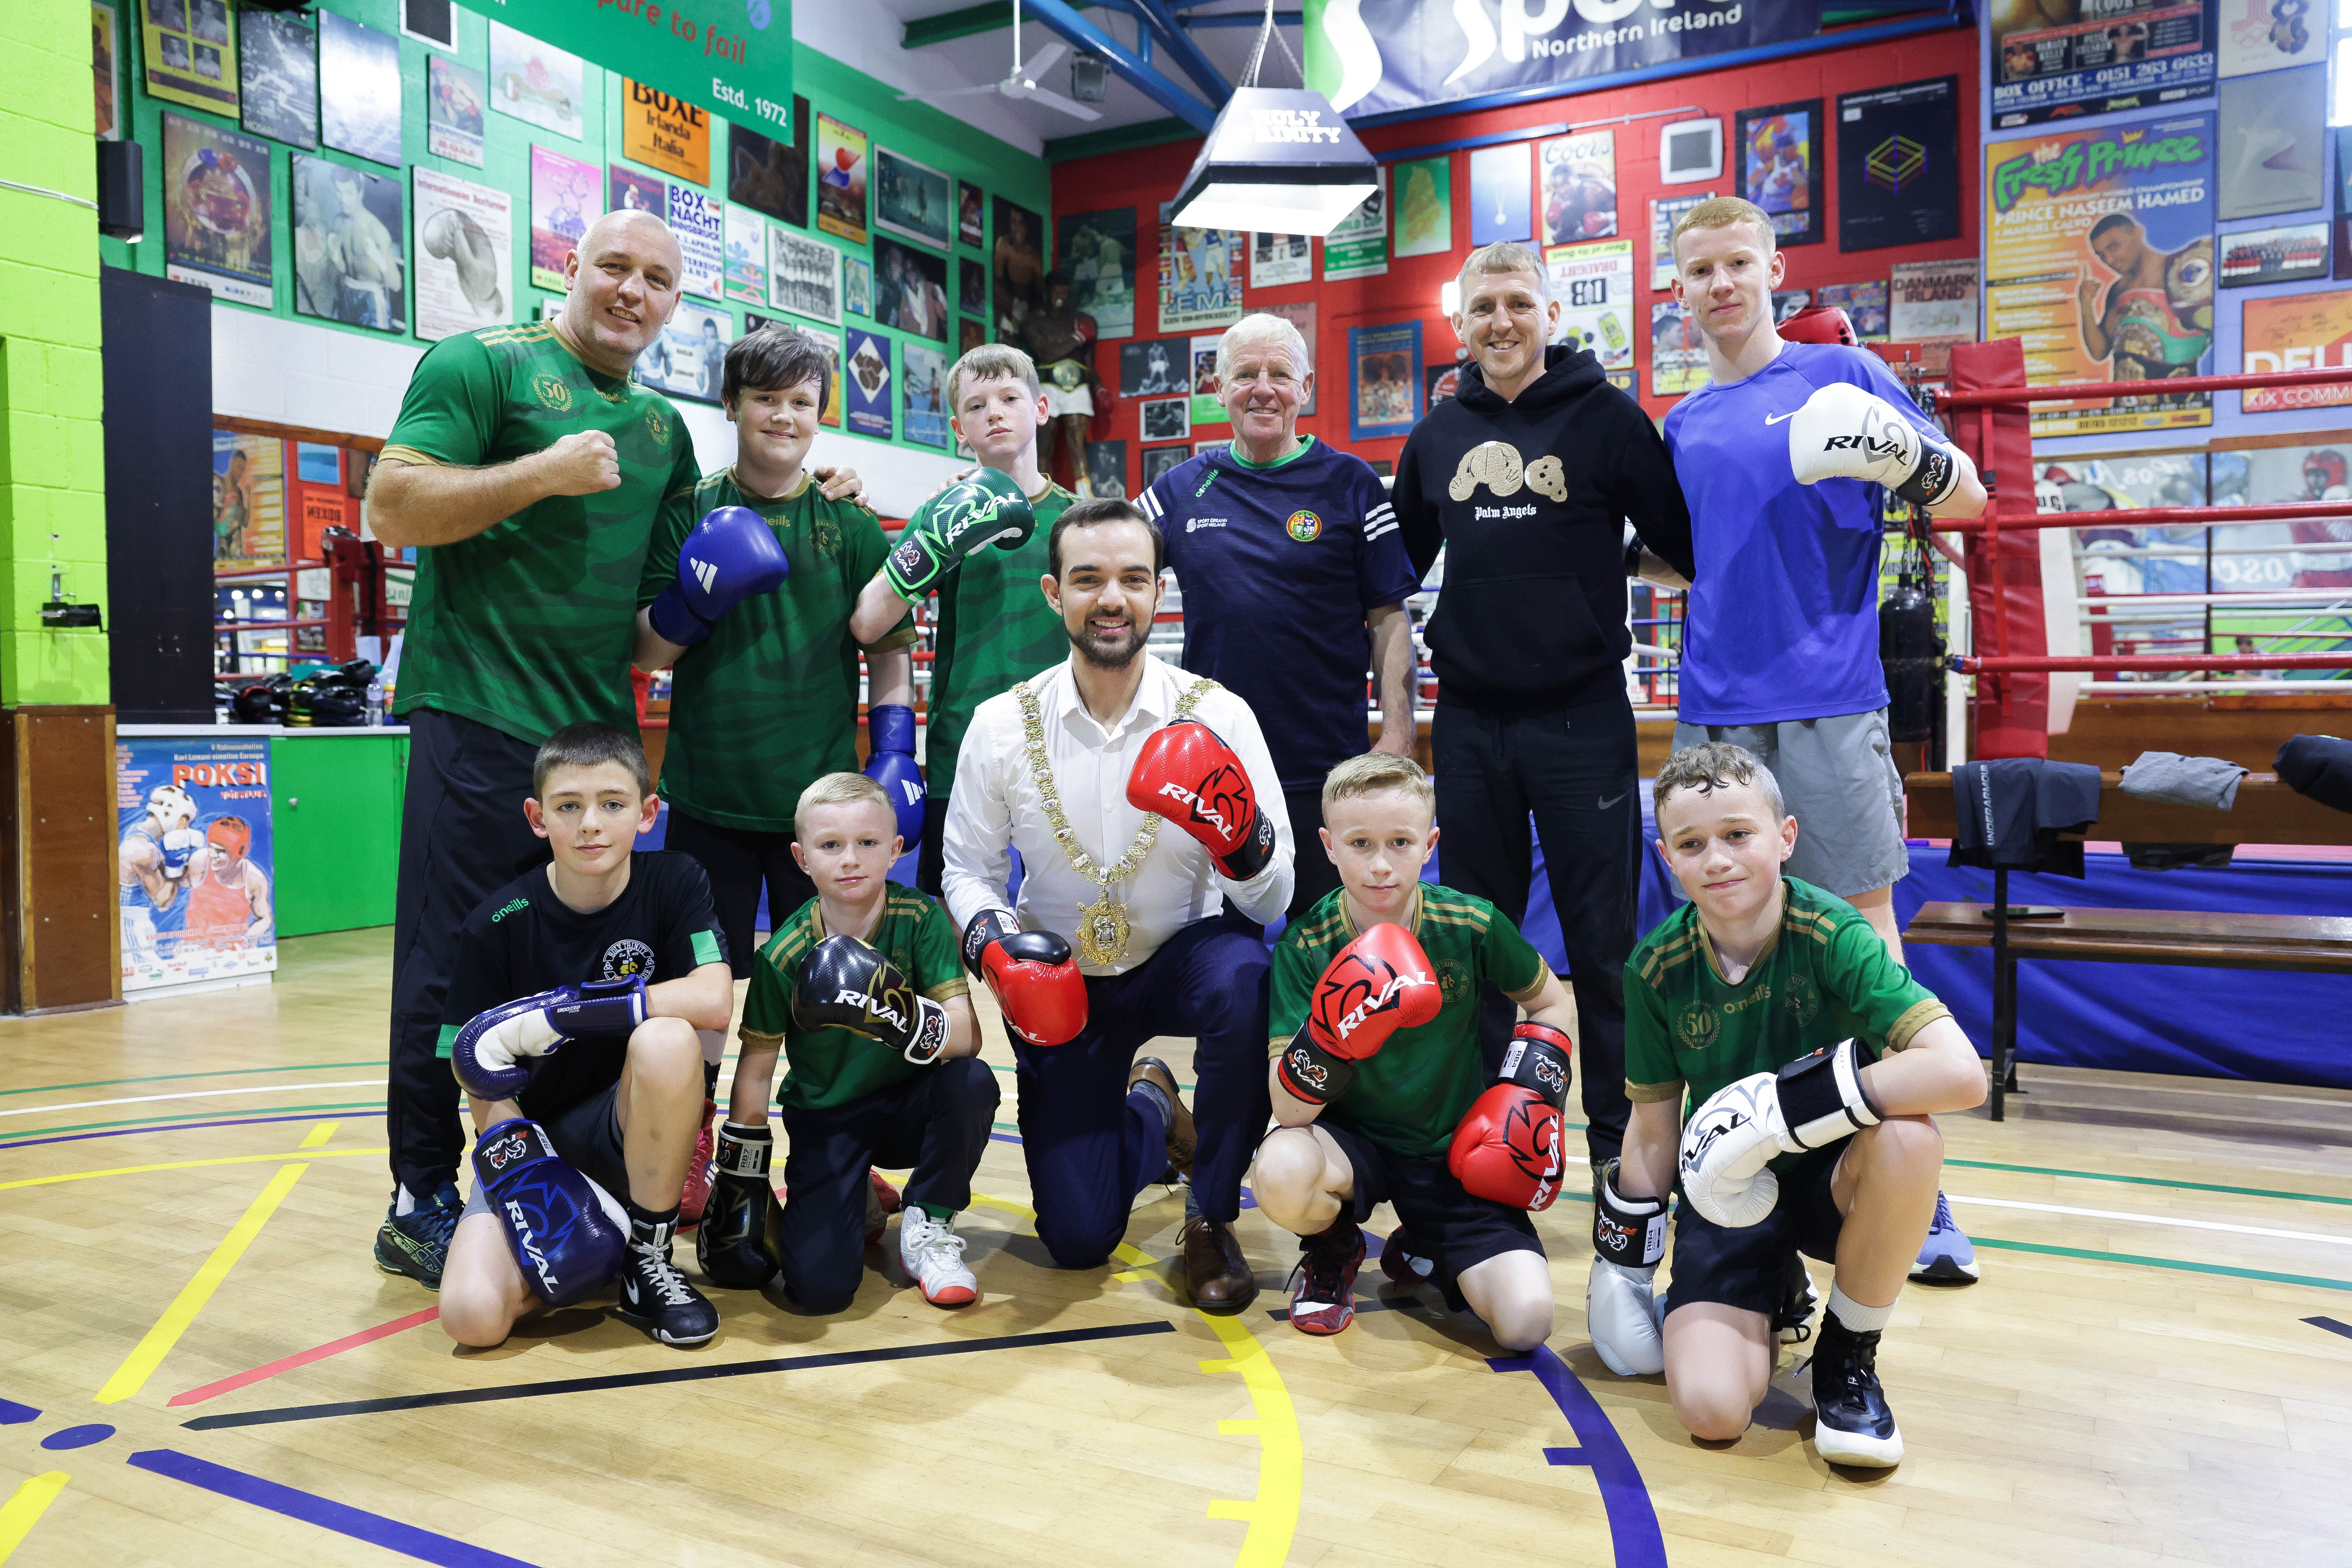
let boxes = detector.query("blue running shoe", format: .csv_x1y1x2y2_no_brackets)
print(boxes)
375,1181,463,1289
1911,1191,1980,1283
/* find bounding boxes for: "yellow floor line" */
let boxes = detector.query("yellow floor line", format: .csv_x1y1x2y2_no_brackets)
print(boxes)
95,1162,310,1405
0,1149,385,1191
0,1472,69,1563
298,1121,339,1148
965,1191,1302,1566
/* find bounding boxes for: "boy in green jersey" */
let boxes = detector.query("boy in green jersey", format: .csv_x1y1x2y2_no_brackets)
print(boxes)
1598,742,1984,1469
707,774,998,1314
847,343,1076,897
1253,753,1577,1349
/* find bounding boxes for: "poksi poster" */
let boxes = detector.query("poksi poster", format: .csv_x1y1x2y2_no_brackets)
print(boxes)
116,735,278,995
1985,114,2217,435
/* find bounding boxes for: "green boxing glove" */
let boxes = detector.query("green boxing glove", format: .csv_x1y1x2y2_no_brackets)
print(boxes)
883,467,1037,599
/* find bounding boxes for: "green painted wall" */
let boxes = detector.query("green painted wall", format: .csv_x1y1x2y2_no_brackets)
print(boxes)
0,0,107,706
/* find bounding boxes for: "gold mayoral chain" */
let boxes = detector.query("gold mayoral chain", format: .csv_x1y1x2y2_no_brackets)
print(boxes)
1016,675,1218,967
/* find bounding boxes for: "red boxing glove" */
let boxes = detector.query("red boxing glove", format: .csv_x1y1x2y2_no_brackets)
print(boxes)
1448,1021,1576,1211
1276,923,1442,1105
1127,720,1276,880
961,909,1087,1047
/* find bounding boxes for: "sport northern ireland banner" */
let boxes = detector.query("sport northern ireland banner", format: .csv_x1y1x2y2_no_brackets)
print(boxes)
1305,0,1822,119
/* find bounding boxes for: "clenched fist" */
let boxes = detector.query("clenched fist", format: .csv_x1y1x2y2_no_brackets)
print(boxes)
539,430,621,496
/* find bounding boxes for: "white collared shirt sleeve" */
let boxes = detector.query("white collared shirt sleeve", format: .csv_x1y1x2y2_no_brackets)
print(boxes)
941,693,1018,934
1195,685,1296,924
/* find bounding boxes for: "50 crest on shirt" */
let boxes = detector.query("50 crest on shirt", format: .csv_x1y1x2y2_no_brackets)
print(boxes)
603,939,657,981
1677,1001,1720,1050
531,373,575,413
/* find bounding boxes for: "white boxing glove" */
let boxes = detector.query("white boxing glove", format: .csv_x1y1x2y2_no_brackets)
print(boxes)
1588,1160,1667,1376
1679,1038,1884,1228
1786,381,1972,507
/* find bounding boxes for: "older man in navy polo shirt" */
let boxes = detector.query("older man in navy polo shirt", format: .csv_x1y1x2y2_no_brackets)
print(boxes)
1138,313,1421,920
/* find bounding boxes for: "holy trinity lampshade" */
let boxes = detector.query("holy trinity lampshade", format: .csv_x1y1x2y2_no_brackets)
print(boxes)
1169,86,1379,238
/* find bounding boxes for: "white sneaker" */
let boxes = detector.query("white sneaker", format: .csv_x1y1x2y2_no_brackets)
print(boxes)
899,1207,977,1307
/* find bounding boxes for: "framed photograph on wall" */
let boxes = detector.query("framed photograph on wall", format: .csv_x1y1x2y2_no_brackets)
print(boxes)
635,298,732,405
746,313,844,427
875,236,949,342
162,113,273,306
1142,446,1188,487
815,113,868,245
239,10,316,150
728,113,808,227
768,227,842,324
959,180,985,248
292,152,405,332
904,340,950,448
959,254,987,317
318,10,400,167
487,20,582,140
425,55,484,166
844,255,872,317
1085,439,1127,498
1140,396,1191,443
1736,100,1823,248
874,145,953,250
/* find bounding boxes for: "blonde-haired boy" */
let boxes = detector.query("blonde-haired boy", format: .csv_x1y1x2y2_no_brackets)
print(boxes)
710,773,999,1312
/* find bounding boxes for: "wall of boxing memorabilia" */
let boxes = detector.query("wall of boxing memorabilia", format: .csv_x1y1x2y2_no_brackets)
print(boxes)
92,0,1052,470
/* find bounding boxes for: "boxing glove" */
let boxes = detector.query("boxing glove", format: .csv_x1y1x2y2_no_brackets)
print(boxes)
882,466,1036,599
1126,720,1276,881
1786,381,1973,507
792,934,952,1065
1448,1021,1575,1210
159,828,206,880
1276,922,1441,1105
695,1121,783,1290
451,975,647,1100
1678,1037,1882,1228
962,909,1087,1047
862,703,925,845
1588,1158,1666,1376
472,1117,627,1308
646,505,790,647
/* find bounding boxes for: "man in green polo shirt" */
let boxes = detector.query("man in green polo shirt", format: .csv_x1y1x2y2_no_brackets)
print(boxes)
847,343,1074,896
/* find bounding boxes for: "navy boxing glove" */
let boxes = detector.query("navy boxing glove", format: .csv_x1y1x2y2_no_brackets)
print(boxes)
450,975,646,1100
471,1118,626,1307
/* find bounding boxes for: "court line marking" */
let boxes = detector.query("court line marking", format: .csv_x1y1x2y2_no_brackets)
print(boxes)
0,1472,69,1564
1496,1346,1668,1568
1949,1192,2352,1247
178,1322,1177,1429
0,1149,387,1191
169,1307,444,1408
0,1080,384,1119
1944,1156,2352,1209
0,1061,377,1099
127,1450,541,1568
97,1162,311,1405
299,1122,340,1148
2307,1316,2352,1341
1973,1237,2352,1292
0,1103,385,1150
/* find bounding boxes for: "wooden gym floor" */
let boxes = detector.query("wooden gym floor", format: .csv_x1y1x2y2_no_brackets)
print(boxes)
1,929,2348,1567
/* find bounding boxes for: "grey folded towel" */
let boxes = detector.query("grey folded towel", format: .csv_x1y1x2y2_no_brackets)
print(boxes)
2119,750,2247,811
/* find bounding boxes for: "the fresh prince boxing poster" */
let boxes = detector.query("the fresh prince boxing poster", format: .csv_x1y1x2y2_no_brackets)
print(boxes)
1985,114,2216,436
116,734,276,995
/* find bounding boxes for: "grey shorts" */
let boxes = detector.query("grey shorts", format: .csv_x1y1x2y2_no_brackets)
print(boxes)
1668,708,1908,898
461,1083,630,1222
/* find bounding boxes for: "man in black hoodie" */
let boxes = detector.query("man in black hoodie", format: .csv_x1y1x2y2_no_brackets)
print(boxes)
1396,240,1695,1176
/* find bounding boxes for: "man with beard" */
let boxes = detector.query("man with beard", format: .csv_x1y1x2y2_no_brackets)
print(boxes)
942,499,1294,1313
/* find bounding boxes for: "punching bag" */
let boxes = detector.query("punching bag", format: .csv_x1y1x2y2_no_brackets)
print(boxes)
1880,577,1940,744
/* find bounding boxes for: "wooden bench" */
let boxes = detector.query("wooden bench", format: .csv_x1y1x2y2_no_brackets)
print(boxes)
1901,770,2352,1118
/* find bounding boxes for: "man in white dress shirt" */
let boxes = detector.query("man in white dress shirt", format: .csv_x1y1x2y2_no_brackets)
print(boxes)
944,498,1294,1312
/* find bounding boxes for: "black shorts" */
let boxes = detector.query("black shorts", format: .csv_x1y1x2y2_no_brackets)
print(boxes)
1316,1116,1542,1281
1662,1139,1848,1319
462,1082,630,1220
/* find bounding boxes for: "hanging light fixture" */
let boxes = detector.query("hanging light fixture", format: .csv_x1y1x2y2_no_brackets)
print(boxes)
1169,1,1378,238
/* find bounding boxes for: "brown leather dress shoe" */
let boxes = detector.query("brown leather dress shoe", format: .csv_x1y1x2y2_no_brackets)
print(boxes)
1127,1056,1196,1178
1181,1215,1258,1315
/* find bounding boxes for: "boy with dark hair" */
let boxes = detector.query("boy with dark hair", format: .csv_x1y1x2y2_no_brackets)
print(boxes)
436,722,734,1349
633,328,922,1206
1595,741,1985,1467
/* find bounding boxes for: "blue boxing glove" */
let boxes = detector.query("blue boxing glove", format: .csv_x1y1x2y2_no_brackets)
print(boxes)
158,828,206,880
472,1118,626,1307
863,702,925,845
646,505,789,648
450,974,647,1100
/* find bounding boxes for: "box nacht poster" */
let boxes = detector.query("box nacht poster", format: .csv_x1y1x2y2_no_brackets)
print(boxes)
1348,321,1421,441
1985,114,2217,436
116,735,278,995
1837,77,1960,252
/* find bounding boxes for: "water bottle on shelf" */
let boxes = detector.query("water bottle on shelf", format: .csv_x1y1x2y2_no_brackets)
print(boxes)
365,670,387,726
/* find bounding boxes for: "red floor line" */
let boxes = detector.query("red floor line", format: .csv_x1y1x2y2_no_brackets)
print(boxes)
167,1307,442,1407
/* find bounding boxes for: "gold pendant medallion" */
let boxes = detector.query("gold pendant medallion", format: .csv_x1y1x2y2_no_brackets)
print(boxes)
1076,892,1131,967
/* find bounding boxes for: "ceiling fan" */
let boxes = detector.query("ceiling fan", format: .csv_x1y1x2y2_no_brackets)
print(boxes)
902,0,1102,121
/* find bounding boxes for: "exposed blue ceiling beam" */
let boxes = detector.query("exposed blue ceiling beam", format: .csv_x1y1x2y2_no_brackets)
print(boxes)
1130,0,1232,104
1022,0,1218,131
1181,10,1301,24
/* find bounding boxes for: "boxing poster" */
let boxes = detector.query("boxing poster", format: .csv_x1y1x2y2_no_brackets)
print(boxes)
1889,258,1978,344
413,167,512,342
669,185,725,302
141,0,238,114
1323,169,1388,281
1348,321,1421,441
844,328,892,438
212,429,283,566
815,114,868,245
1985,114,2217,436
724,204,767,304
1538,132,1616,245
1836,77,1961,253
1990,0,2216,128
902,341,950,449
1735,101,1822,249
1062,208,1138,339
2238,288,2352,411
530,145,598,292
1815,280,1889,339
1159,213,1245,333
1188,333,1227,426
1649,191,1712,290
1650,299,1709,395
622,79,711,186
1545,239,1635,392
426,56,486,167
116,735,277,996
162,113,272,307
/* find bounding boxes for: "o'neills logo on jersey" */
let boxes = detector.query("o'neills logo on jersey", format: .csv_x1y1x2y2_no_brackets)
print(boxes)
532,374,574,412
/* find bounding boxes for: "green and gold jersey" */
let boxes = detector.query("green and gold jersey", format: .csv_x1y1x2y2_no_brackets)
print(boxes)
741,886,970,1113
640,467,918,832
924,481,1075,800
1625,876,1951,1171
381,322,698,744
1270,882,1548,1159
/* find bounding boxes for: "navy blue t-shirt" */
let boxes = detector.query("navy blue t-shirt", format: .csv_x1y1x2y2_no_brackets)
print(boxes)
1664,342,1942,726
1140,438,1422,789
